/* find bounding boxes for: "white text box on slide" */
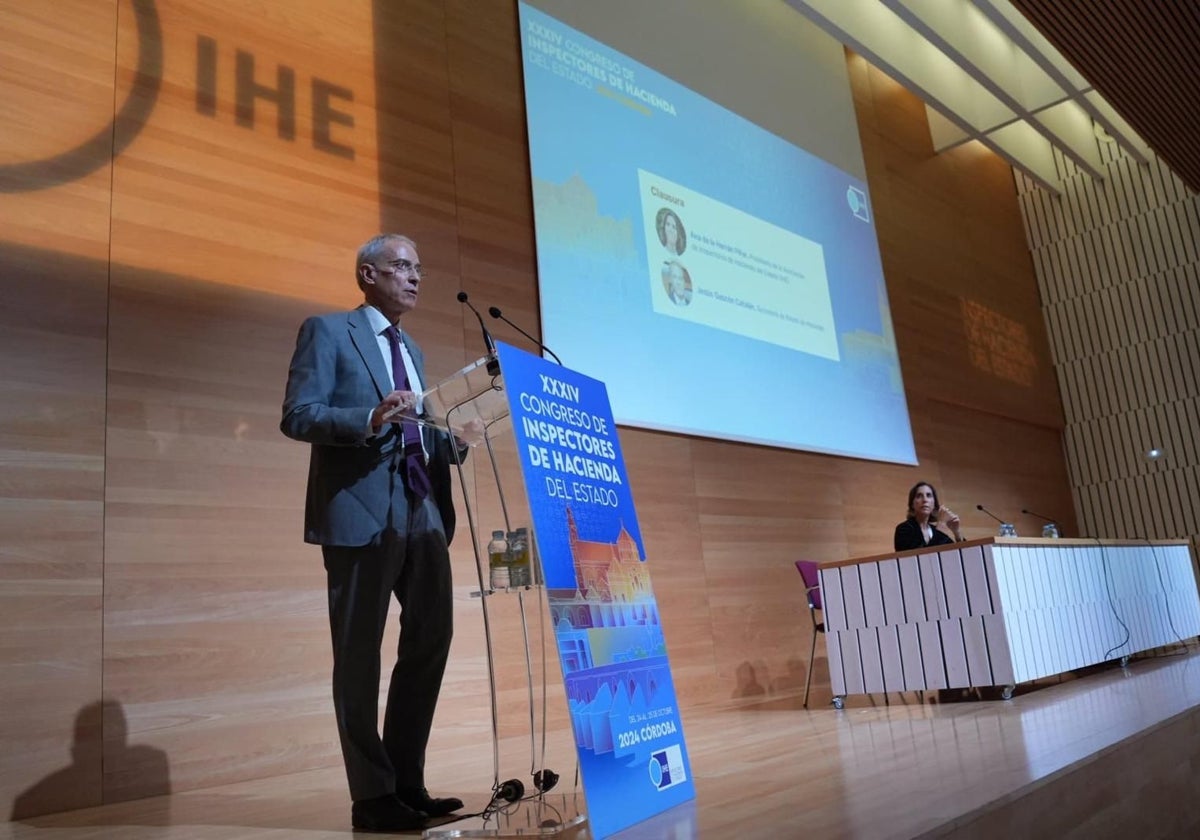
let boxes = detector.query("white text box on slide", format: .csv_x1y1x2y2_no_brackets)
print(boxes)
638,169,839,360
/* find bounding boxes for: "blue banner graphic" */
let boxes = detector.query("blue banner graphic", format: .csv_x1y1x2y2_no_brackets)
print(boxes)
496,341,694,838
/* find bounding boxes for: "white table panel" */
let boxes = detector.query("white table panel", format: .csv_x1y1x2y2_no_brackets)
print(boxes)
819,539,1200,703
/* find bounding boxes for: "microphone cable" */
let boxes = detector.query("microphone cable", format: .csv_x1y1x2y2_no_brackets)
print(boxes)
1146,538,1191,655
1098,537,1132,662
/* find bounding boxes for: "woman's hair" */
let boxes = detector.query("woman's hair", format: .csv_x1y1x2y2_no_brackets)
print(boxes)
906,481,940,521
654,207,686,255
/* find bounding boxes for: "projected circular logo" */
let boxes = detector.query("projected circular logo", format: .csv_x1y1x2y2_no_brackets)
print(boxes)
0,0,161,193
845,185,870,222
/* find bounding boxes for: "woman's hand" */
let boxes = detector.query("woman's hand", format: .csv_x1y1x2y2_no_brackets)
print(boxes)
938,505,963,540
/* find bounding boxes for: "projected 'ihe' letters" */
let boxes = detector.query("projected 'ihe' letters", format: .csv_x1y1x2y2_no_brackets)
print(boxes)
195,36,356,159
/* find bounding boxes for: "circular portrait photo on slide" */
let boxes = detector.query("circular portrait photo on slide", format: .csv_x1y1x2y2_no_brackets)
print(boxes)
655,207,687,256
661,260,693,306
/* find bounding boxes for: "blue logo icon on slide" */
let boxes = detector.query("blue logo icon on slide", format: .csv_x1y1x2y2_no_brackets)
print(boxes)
846,186,870,223
649,745,687,791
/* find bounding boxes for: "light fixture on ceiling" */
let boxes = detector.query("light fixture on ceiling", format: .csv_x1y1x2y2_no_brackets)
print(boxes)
783,0,1154,193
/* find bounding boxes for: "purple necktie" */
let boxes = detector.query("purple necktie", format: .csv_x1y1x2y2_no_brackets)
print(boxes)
384,326,431,500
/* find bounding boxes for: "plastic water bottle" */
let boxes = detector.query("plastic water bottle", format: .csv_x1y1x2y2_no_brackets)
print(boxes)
487,530,510,591
508,528,531,588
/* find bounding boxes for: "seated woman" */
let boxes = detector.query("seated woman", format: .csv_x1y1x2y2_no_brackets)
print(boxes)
894,481,964,551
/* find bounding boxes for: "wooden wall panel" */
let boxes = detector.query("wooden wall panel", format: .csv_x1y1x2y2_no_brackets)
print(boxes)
103,272,336,796
0,0,117,820
848,55,1063,431
109,0,383,302
100,0,398,800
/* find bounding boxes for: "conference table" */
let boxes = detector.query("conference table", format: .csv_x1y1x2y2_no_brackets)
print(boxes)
818,537,1200,707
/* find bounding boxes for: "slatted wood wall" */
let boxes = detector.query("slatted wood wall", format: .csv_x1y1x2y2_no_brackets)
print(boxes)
2,0,1076,819
1016,141,1200,542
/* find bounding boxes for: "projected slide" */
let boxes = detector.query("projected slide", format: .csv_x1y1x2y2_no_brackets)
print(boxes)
519,3,916,464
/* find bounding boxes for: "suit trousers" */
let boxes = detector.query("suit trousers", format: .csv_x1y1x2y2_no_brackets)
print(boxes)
322,494,453,801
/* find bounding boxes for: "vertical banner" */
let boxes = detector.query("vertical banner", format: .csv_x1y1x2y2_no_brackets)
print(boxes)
496,342,694,839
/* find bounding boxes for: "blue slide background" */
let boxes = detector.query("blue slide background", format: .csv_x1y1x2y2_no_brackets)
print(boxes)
519,3,916,464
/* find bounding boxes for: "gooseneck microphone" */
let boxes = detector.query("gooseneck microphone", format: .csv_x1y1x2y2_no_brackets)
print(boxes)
457,291,501,375
487,306,563,365
1023,508,1061,538
976,504,1006,525
457,291,497,355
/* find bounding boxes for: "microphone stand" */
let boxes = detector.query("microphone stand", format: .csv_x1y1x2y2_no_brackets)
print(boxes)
488,306,562,365
457,291,501,375
976,504,1005,525
1022,509,1061,538
977,504,1016,536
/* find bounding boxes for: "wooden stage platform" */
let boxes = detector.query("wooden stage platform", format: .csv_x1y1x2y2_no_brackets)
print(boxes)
6,647,1200,839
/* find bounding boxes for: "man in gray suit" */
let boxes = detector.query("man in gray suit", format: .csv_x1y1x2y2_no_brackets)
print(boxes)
282,233,465,832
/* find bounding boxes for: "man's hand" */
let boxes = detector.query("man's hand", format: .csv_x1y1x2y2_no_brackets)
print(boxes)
454,417,487,448
372,390,418,432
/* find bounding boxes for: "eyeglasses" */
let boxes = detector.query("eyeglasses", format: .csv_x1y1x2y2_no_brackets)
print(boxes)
380,259,423,279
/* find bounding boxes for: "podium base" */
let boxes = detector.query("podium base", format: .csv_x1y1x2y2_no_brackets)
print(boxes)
423,794,587,838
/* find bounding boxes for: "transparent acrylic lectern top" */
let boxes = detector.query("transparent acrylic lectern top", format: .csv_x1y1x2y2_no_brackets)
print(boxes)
418,353,511,443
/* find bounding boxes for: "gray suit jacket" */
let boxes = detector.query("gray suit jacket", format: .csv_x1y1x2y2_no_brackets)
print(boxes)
280,307,458,547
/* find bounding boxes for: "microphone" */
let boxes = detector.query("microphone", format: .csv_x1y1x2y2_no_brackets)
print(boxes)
1022,508,1061,538
978,504,1017,537
976,504,1006,525
488,305,562,365
456,291,500,375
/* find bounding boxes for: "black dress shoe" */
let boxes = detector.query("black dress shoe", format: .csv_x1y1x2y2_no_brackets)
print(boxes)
351,794,427,832
395,786,464,818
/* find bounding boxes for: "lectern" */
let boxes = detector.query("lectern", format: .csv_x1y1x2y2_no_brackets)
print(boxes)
413,351,585,838
414,342,695,839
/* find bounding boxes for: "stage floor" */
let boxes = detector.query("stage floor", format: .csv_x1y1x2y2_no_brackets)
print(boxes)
6,647,1200,839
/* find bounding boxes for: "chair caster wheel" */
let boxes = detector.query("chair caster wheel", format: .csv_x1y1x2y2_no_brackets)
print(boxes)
832,696,845,710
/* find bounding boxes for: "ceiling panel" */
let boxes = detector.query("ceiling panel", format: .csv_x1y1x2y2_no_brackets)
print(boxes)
1011,0,1200,193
